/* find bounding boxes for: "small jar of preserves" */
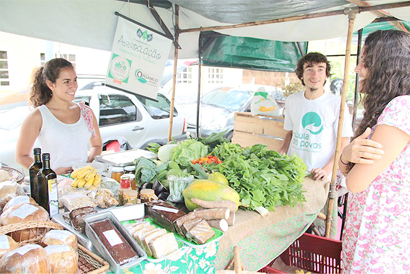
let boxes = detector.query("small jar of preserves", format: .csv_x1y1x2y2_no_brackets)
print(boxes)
111,166,124,183
129,174,136,190
120,174,131,189
124,165,135,174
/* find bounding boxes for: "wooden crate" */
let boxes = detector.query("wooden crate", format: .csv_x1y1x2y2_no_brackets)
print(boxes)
232,112,287,151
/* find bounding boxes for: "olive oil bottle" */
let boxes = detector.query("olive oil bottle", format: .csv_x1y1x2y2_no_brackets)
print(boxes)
37,153,58,217
28,148,42,204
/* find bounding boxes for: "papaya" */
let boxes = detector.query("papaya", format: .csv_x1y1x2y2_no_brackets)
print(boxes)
182,179,240,212
207,172,229,186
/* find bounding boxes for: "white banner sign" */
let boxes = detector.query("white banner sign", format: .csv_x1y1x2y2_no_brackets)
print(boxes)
105,17,173,99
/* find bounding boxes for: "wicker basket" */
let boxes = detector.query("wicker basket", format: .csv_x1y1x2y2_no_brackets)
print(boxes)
0,166,24,184
0,220,109,274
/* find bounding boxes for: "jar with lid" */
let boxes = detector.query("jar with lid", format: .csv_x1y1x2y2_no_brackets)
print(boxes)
124,165,135,174
111,166,124,182
120,174,131,189
129,174,136,190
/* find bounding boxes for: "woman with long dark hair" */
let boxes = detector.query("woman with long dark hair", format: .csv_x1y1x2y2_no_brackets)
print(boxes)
15,58,102,175
339,30,410,272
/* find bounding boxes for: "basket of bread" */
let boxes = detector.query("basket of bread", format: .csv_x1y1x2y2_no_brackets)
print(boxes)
0,166,24,184
0,194,109,274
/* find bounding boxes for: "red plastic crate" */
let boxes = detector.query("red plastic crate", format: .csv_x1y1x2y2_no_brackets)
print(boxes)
260,233,342,273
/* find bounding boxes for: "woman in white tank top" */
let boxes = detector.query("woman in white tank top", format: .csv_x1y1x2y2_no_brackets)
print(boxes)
15,58,102,175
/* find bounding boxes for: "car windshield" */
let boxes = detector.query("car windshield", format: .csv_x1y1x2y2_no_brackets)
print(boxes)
135,93,177,119
201,88,252,111
0,107,29,130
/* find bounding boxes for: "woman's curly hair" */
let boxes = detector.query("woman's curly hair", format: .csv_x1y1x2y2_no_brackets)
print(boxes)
30,58,74,108
348,30,410,169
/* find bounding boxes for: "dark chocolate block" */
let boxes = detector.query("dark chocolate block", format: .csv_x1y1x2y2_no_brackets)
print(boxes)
145,201,185,233
90,219,139,265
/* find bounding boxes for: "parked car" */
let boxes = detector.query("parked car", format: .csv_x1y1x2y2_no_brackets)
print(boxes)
184,84,284,140
0,86,186,173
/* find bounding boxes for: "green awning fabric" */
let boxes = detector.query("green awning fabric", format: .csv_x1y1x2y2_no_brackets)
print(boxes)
356,20,410,37
201,34,307,72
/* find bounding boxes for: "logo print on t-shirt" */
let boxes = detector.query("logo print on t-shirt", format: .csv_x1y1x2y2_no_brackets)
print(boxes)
302,112,324,135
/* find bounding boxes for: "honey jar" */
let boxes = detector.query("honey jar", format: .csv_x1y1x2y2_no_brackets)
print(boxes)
111,166,124,183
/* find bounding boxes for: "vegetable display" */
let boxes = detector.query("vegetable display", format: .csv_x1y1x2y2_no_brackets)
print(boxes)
138,135,307,213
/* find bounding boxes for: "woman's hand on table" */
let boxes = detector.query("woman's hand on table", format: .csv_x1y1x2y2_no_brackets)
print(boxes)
341,128,384,165
55,166,74,175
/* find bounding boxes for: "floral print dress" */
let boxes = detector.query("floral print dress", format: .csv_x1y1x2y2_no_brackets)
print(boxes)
342,96,410,273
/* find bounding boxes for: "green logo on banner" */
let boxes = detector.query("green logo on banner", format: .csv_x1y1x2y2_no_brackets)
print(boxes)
108,54,131,84
136,28,153,42
302,112,323,135
135,69,147,83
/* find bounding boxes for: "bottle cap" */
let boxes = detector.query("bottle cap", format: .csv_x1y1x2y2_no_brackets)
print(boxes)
42,153,50,161
124,166,135,172
33,148,41,155
120,174,130,180
111,166,124,173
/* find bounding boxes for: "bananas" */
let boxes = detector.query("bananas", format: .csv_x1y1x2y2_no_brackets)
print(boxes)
296,270,311,274
71,166,101,189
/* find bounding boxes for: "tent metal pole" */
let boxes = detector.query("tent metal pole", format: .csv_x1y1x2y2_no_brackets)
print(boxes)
325,8,356,238
168,4,179,142
352,29,363,129
196,33,203,138
179,1,410,34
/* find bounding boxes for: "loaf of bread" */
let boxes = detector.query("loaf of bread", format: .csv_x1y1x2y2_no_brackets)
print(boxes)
3,195,37,212
133,225,157,245
0,235,18,259
0,244,51,273
0,204,50,242
142,228,167,257
41,230,78,252
125,221,150,237
44,245,78,274
0,170,10,183
0,181,25,210
149,233,179,259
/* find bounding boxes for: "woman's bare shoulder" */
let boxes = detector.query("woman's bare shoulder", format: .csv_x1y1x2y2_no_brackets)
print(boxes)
23,107,43,125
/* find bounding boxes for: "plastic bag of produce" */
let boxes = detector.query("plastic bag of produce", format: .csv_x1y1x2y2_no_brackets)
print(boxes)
167,175,194,203
251,91,280,116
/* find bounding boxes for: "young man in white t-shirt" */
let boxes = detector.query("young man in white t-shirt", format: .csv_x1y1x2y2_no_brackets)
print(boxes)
279,52,353,181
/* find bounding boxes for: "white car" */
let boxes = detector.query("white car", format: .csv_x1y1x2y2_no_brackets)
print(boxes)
0,87,186,173
184,84,284,140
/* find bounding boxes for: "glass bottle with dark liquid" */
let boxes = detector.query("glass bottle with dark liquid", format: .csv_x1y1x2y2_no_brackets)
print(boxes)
29,148,42,204
37,153,58,217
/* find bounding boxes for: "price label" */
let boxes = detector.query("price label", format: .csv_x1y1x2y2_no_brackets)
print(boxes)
103,229,123,246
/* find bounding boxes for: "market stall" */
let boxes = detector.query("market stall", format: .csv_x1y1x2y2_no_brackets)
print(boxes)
0,131,326,273
2,1,410,273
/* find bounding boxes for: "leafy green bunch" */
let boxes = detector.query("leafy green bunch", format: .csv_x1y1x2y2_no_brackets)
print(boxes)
210,143,307,211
